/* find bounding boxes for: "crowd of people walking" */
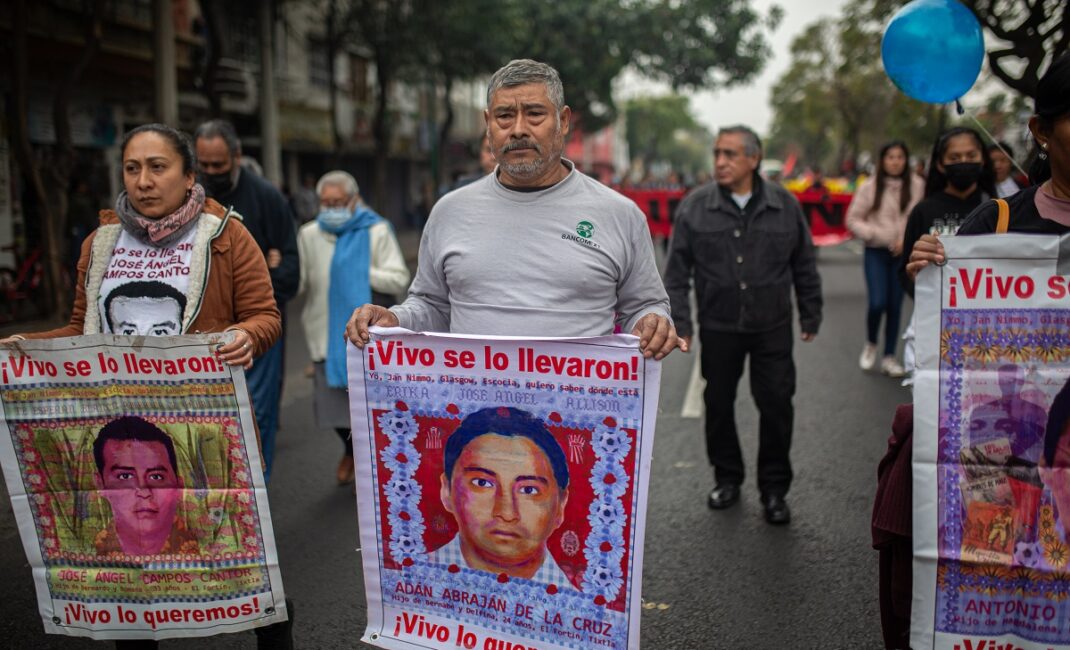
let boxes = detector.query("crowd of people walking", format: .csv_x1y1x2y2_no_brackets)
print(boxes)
1,48,1068,648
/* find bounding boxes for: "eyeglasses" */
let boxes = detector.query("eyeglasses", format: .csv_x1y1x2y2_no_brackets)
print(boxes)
713,148,744,160
320,200,350,209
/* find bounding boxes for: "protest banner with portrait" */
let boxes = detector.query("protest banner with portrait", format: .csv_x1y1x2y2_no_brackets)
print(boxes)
348,330,661,650
0,335,287,640
913,234,1070,649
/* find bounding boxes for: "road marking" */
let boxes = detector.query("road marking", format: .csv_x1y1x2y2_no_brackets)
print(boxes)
681,357,704,418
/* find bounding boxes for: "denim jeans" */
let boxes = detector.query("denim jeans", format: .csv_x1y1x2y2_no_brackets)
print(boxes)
247,337,284,482
864,247,904,357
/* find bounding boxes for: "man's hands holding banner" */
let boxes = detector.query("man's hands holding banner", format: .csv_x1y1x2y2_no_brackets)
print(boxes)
345,305,685,359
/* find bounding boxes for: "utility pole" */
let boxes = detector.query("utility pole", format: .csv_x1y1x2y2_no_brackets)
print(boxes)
152,0,178,125
259,0,282,186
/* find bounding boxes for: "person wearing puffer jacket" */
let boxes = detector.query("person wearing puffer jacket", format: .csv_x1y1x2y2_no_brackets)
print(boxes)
846,140,925,378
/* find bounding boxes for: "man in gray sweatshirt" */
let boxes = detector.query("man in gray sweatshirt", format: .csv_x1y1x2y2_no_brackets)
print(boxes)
346,59,679,359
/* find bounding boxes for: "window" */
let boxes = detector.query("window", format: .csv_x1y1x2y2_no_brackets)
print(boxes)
308,38,330,89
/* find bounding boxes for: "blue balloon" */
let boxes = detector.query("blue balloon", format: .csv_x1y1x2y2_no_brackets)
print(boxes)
881,0,985,104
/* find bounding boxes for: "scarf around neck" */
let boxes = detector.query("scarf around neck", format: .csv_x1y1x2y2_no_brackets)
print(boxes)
321,205,384,388
115,183,206,247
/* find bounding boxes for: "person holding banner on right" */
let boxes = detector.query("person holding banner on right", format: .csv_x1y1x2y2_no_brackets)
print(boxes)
885,51,1069,650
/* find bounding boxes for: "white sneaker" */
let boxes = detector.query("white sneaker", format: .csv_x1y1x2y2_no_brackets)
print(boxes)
880,356,906,378
859,343,878,371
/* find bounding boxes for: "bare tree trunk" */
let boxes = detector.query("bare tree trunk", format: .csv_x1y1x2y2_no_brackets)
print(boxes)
372,52,392,214
326,0,342,164
10,0,66,318
200,0,225,117
40,0,107,315
435,76,455,189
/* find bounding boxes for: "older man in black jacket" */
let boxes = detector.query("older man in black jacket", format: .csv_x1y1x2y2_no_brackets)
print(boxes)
665,125,822,525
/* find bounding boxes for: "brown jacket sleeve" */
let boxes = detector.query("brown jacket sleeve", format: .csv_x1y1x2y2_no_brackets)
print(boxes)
225,220,281,356
21,232,95,340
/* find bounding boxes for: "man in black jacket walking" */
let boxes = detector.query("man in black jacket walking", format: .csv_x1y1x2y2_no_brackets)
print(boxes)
664,125,822,525
194,120,299,483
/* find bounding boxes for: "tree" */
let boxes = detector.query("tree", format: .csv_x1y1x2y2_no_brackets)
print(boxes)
507,0,781,132
405,0,515,186
624,95,710,174
310,0,429,210
962,0,1067,98
195,0,226,117
8,0,105,318
766,2,945,172
311,0,779,207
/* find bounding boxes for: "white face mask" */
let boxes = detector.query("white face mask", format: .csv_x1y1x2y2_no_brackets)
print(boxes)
317,206,353,229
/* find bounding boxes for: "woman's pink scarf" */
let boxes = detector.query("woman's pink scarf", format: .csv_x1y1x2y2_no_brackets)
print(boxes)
114,184,206,246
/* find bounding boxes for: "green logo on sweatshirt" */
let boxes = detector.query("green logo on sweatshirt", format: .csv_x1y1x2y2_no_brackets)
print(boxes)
576,220,594,238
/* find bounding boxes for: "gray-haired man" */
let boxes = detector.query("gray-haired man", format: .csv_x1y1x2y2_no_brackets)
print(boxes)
664,125,823,525
347,59,679,359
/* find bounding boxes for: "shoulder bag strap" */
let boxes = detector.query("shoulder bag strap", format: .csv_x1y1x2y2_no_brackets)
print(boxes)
995,198,1010,234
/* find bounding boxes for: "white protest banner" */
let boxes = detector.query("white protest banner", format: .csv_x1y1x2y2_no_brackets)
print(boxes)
0,335,287,640
348,329,661,650
913,233,1070,649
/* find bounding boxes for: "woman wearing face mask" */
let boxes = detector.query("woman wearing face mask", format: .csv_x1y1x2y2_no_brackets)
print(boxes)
907,52,1070,272
897,127,996,297
297,171,410,485
847,141,925,376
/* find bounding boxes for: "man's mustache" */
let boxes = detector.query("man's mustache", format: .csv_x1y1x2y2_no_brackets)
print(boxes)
501,139,542,154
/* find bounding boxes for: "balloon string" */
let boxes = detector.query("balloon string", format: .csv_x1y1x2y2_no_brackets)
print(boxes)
956,99,1031,178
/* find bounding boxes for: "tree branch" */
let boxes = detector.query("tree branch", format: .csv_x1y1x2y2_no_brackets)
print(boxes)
987,48,1033,97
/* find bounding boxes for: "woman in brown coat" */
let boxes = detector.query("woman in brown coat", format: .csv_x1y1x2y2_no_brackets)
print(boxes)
1,127,287,648
3,123,279,361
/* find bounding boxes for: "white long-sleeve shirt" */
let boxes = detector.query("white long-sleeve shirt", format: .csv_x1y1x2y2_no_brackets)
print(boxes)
297,220,410,361
390,163,671,336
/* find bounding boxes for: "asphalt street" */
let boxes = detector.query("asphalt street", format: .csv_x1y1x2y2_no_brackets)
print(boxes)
0,242,907,649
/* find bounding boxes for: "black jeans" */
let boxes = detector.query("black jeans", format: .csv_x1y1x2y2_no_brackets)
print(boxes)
337,427,353,457
700,323,795,496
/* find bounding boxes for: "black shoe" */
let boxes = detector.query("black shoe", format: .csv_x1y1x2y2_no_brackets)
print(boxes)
707,484,741,509
761,494,791,525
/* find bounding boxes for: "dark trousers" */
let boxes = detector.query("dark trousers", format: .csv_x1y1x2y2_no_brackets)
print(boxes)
337,427,353,457
877,538,912,649
863,247,904,357
700,323,795,496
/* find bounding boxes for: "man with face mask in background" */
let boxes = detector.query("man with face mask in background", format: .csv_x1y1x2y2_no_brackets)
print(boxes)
194,120,298,482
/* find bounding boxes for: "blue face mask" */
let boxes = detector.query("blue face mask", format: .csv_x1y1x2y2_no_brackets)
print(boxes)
316,207,353,230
